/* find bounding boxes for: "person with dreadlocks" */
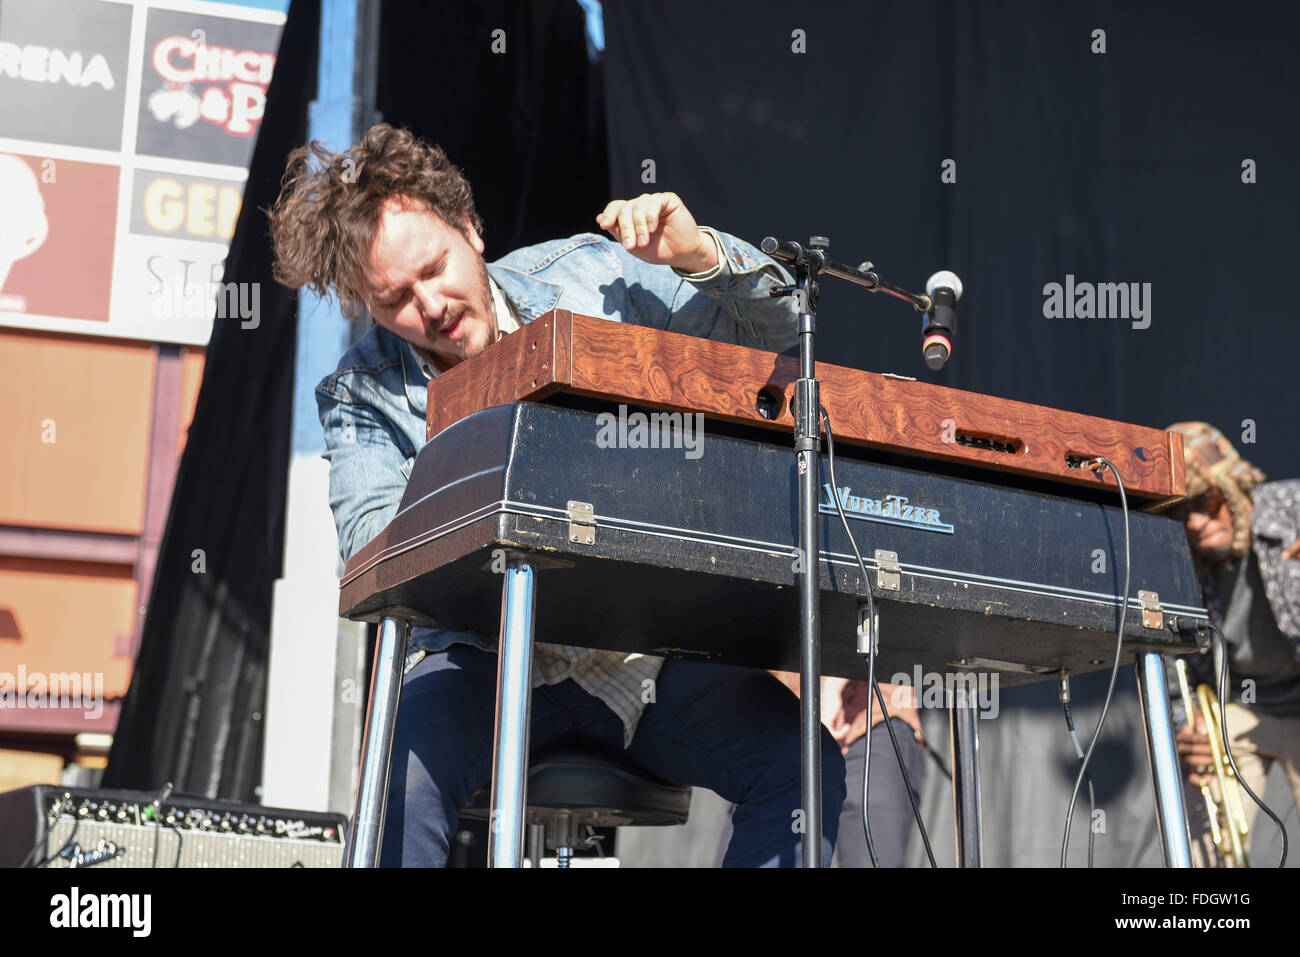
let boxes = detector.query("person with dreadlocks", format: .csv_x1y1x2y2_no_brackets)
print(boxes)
1167,422,1300,865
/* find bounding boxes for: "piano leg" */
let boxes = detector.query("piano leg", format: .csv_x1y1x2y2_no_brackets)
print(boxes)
343,616,410,868
949,683,983,867
488,558,539,868
1134,652,1194,867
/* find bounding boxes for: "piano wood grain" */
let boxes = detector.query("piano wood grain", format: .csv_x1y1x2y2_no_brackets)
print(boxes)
425,310,1184,503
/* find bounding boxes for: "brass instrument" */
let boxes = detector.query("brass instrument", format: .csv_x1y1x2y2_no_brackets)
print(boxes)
1175,658,1250,867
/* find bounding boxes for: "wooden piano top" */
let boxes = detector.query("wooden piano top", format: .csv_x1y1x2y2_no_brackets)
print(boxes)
425,310,1185,505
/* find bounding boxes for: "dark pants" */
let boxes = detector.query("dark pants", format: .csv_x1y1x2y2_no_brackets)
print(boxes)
379,645,846,867
835,717,927,868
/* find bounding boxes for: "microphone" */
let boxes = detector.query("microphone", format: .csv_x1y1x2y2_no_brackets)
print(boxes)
921,270,963,370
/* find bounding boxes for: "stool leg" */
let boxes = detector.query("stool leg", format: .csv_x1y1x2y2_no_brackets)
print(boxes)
553,810,574,869
489,560,538,867
527,822,546,867
343,617,410,868
1135,652,1193,867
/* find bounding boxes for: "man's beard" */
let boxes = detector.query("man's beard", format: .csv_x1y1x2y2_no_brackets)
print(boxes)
472,252,496,342
427,254,497,372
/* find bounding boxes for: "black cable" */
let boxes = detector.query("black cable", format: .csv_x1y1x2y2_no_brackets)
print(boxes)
150,782,173,869
171,821,184,868
820,405,936,868
1085,776,1096,868
18,809,54,869
823,408,879,867
17,794,62,869
1208,621,1288,867
32,812,79,869
872,680,939,867
919,735,954,781
813,405,878,867
1061,456,1130,868
1058,671,1098,868
860,614,880,869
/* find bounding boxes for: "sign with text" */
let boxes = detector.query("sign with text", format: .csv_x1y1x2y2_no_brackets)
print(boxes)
0,0,283,345
130,168,244,243
0,0,131,151
134,8,279,168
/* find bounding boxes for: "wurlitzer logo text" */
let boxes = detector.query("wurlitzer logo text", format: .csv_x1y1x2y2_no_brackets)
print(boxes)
819,484,954,534
146,36,274,136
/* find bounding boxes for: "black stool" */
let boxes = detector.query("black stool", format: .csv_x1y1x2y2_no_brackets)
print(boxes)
461,747,691,868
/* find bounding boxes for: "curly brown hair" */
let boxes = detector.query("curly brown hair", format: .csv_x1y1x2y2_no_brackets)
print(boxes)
267,123,484,320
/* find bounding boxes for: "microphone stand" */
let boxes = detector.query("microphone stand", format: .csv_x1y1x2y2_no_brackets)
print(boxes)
762,235,931,868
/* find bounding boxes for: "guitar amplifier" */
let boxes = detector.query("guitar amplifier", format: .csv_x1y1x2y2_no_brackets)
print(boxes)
0,785,347,868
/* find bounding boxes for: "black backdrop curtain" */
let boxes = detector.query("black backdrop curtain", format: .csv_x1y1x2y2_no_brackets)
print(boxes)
604,0,1297,480
105,0,608,799
376,0,609,257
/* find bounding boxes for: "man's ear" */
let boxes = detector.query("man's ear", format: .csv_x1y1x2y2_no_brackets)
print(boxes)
463,217,484,254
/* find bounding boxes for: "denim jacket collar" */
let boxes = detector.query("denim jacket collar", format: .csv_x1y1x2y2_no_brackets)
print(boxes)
485,260,564,321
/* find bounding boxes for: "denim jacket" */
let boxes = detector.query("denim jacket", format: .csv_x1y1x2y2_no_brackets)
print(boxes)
316,228,799,653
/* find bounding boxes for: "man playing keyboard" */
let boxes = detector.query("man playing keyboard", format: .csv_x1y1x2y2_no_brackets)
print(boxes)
268,123,846,867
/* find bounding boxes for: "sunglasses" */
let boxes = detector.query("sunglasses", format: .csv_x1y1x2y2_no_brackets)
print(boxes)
1169,490,1226,521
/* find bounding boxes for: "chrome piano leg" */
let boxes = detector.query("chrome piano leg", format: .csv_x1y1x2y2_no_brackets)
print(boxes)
1134,652,1193,868
343,616,410,868
489,559,538,868
950,683,983,867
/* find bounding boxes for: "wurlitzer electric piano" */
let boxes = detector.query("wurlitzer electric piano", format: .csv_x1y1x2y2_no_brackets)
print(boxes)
338,240,1209,869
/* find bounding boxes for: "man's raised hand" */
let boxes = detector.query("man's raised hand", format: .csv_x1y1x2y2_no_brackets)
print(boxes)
596,192,719,274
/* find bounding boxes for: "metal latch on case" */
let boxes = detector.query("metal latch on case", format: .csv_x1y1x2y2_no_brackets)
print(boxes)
567,500,595,545
1138,590,1163,629
875,549,901,591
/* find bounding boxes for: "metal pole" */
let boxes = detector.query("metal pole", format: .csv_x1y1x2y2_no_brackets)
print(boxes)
488,560,538,867
342,615,409,867
949,684,982,867
528,822,546,868
795,294,823,868
1134,652,1194,867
